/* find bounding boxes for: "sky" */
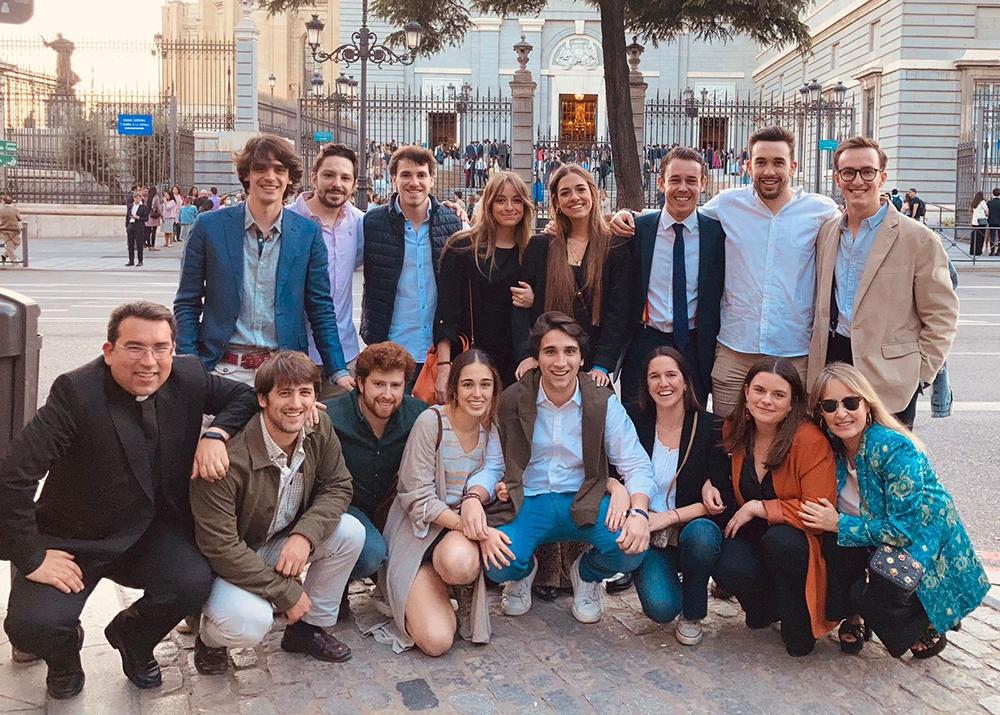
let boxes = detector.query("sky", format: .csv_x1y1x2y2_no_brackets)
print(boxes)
0,0,163,90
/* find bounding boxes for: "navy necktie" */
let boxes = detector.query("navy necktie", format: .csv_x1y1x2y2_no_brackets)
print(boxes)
672,222,690,351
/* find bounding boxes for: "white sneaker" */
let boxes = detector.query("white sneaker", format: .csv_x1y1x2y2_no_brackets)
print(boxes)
569,554,603,623
501,558,537,616
675,617,704,646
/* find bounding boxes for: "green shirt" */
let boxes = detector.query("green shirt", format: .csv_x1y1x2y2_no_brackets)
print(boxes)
323,391,426,518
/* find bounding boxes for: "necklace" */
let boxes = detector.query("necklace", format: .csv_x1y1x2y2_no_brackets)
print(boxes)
567,237,588,266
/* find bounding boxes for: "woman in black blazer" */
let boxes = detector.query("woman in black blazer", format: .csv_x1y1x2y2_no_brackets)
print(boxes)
615,346,732,646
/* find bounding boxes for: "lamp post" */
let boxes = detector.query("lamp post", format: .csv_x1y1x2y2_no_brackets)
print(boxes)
306,2,423,209
311,68,325,98
267,72,276,98
807,78,823,193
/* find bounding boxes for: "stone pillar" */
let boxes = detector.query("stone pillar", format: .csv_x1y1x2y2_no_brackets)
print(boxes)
234,6,259,132
627,38,647,160
509,35,537,186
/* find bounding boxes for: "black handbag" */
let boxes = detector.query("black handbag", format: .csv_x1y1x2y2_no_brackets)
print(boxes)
868,544,924,599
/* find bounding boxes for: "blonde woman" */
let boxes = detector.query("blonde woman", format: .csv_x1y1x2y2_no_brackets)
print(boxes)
803,363,989,659
433,171,536,394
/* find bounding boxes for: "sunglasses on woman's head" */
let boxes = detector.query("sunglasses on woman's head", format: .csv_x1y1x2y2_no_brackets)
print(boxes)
818,396,863,413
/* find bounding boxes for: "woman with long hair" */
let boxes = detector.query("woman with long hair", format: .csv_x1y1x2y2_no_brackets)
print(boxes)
802,363,988,659
382,350,511,656
970,190,988,256
144,185,162,250
433,172,536,395
623,347,728,645
512,163,632,388
161,190,178,248
713,358,838,656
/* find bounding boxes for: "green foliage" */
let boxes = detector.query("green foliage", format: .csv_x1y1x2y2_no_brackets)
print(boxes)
125,121,170,191
62,116,118,198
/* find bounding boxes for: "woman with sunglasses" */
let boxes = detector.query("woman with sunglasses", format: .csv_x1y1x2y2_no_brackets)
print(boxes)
802,363,988,659
713,358,838,656
622,347,728,645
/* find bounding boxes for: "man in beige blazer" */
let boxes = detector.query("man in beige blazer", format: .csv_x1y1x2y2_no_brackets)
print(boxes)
807,136,958,429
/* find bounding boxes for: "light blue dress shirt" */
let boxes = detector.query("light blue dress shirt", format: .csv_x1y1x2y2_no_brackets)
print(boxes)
387,197,436,360
646,208,699,333
700,186,839,357
467,382,655,500
833,203,888,337
229,204,282,350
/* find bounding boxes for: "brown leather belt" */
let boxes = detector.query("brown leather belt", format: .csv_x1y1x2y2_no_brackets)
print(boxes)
220,349,272,370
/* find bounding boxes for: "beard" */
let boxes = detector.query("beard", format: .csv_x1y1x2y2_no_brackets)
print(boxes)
316,188,349,209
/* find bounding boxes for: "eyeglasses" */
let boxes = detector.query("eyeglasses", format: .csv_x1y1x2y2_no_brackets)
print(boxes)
818,396,864,413
117,344,173,360
836,167,880,183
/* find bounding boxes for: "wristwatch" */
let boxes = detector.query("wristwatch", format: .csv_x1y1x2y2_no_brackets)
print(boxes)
200,431,227,443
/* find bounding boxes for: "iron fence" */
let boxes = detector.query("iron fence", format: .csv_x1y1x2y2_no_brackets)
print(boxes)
158,39,235,131
643,91,855,206
956,83,1000,211
533,135,615,217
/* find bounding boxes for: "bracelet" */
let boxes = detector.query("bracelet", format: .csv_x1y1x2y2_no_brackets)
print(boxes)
462,492,484,505
671,509,681,526
438,361,452,366
627,508,649,520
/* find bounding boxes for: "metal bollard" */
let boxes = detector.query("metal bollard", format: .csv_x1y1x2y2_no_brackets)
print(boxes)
20,222,27,268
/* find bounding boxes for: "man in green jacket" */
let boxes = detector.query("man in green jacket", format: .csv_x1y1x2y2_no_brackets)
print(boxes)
190,351,364,674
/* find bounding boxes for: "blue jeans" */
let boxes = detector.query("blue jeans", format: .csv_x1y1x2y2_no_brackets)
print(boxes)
348,506,387,580
634,518,722,623
487,493,647,584
930,362,952,418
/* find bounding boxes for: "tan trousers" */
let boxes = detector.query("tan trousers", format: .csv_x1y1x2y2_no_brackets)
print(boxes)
710,342,807,418
2,230,20,262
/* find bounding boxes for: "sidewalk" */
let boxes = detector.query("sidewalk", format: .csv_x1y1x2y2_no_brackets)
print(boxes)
2,237,185,273
2,559,1000,714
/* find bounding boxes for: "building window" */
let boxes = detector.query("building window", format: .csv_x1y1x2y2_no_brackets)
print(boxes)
864,88,876,137
869,20,880,51
831,42,839,70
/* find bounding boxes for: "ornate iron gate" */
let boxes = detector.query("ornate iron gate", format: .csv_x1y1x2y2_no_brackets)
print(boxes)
957,83,1000,211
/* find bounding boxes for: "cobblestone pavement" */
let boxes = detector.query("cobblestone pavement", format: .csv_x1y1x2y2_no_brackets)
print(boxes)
3,567,1000,715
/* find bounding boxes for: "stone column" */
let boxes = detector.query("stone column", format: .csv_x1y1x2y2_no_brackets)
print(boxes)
627,38,647,160
234,6,259,132
509,35,537,186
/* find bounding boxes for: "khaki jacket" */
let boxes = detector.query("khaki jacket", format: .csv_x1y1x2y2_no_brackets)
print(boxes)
191,413,353,611
807,204,959,412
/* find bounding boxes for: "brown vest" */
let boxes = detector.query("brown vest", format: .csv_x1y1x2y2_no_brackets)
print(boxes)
487,370,611,528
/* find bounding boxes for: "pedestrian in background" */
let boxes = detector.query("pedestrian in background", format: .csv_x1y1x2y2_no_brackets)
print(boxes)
970,190,987,256
161,191,178,248
125,190,148,267
177,197,197,243
0,194,22,266
987,187,1000,256
144,186,162,250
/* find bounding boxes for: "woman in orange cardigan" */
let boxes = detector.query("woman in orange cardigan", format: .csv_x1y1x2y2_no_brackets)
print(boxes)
711,358,838,656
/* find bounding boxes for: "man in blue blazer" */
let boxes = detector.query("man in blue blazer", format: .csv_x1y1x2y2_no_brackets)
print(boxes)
620,146,725,413
174,135,352,390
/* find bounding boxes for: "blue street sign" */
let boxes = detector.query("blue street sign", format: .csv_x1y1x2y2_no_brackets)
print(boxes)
313,131,333,143
818,139,838,151
117,114,154,136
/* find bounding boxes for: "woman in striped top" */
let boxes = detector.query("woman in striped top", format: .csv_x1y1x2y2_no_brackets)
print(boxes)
383,349,511,655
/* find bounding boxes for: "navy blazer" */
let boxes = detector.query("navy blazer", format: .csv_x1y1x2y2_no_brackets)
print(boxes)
630,210,725,397
174,205,346,375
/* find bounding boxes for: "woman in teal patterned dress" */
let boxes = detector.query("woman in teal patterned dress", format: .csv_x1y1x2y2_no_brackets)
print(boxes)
800,363,989,659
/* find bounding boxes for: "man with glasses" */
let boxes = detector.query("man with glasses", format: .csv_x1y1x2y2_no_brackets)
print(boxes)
807,136,958,429
0,302,258,699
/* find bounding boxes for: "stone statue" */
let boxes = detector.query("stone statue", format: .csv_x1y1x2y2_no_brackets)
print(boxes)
42,33,80,91
552,37,601,70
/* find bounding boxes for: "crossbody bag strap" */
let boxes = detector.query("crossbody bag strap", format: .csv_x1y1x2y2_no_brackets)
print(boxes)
829,267,839,334
665,411,699,506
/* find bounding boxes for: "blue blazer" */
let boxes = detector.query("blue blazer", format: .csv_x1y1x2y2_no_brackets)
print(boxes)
836,424,990,632
630,210,725,398
174,205,346,376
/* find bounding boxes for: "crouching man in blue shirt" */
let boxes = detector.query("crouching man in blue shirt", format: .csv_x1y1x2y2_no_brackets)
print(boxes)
462,311,654,623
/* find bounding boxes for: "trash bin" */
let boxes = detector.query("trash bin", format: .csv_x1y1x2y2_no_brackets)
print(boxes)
0,287,42,457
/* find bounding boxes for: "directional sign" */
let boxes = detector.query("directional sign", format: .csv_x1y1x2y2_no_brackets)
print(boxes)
0,156,16,167
818,139,839,151
117,114,154,136
0,139,16,157
313,131,333,143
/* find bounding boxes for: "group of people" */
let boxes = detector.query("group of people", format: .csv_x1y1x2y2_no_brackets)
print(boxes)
1,127,990,701
969,188,1000,256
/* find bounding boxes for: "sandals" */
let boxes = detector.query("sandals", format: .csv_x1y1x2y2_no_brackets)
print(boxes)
838,618,871,655
910,628,947,659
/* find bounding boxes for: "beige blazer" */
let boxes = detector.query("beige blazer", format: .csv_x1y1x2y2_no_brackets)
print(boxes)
807,204,959,413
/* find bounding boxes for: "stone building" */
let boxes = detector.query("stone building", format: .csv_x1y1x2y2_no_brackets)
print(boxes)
753,0,1000,207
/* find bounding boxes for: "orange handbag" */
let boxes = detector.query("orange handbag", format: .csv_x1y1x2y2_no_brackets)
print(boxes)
412,283,475,404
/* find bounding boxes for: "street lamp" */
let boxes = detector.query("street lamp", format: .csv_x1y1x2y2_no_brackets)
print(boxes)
310,68,325,98
267,72,276,98
305,2,423,209
807,79,823,193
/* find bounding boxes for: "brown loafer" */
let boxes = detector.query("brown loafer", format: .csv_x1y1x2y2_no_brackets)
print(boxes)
280,626,351,662
194,636,230,675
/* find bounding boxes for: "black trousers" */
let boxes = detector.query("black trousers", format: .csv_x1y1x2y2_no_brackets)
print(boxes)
4,519,213,668
620,326,703,417
825,331,920,430
127,224,144,264
821,533,869,621
713,524,815,654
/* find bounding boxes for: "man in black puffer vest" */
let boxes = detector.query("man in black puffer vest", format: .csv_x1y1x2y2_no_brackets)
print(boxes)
360,145,464,388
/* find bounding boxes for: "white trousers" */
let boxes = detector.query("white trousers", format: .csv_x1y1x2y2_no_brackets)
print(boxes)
199,513,365,649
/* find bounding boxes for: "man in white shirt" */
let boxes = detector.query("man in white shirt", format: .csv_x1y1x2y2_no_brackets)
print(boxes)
463,312,655,624
289,143,364,397
612,126,839,416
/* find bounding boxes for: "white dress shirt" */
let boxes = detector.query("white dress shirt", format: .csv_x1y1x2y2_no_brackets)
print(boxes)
701,186,839,357
646,208,700,333
467,381,655,499
289,194,364,364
